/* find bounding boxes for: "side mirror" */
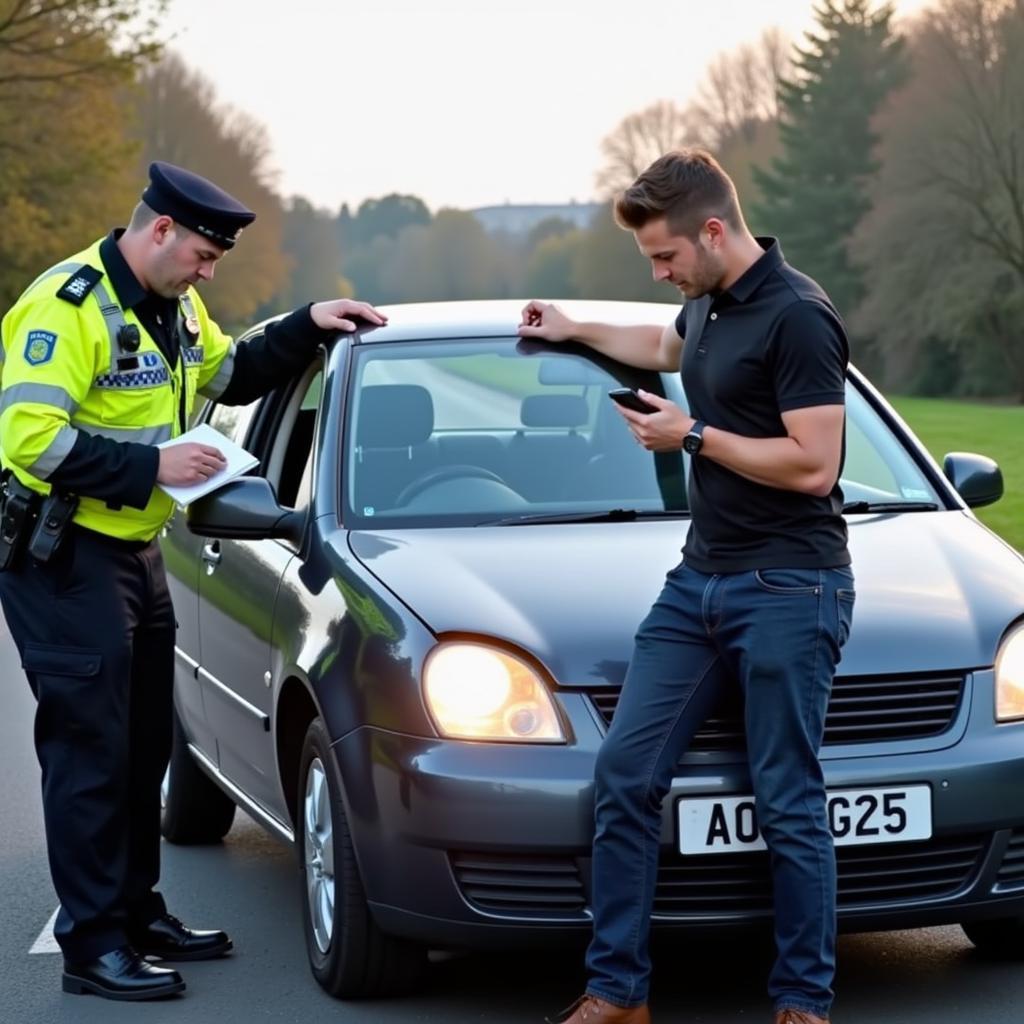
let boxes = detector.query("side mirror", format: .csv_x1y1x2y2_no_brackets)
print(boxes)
943,452,1003,509
186,477,304,542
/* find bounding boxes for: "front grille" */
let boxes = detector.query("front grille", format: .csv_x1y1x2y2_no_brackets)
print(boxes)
995,829,1024,890
450,852,586,915
450,836,987,920
655,834,987,915
589,671,966,751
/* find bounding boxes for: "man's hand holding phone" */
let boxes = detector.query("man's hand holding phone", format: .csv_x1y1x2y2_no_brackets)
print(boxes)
608,388,694,452
608,388,658,414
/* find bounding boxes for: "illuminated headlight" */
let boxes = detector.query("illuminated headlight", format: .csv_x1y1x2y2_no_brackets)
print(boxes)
423,642,565,742
995,623,1024,722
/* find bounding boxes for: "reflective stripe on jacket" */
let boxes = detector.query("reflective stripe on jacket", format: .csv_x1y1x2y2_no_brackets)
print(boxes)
0,238,235,540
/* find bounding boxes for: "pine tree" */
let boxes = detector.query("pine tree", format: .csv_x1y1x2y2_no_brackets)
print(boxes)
752,1,907,316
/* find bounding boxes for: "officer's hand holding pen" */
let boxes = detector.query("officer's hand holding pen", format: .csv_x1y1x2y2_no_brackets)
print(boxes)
156,443,227,486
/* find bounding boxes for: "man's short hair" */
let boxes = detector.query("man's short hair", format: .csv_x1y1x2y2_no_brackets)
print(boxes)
614,149,743,239
128,201,160,231
127,201,190,239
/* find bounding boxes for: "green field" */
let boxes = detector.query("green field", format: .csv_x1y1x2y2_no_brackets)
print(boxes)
891,396,1023,552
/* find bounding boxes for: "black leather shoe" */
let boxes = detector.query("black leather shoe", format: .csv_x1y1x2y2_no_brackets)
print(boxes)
131,913,233,961
62,945,185,1000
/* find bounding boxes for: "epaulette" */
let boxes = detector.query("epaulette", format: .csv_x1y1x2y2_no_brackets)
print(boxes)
56,265,104,306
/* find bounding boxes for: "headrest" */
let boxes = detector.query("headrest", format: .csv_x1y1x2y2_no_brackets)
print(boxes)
520,394,589,428
357,385,434,447
537,358,610,385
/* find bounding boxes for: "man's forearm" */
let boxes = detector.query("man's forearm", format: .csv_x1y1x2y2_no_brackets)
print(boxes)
702,427,837,497
571,322,669,369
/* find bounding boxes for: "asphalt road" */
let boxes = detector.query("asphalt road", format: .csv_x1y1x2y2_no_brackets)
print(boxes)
2,613,1023,1024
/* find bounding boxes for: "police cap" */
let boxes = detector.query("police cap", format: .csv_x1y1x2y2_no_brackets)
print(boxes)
142,161,255,250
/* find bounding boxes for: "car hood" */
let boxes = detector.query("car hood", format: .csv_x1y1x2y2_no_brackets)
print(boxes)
348,512,1024,685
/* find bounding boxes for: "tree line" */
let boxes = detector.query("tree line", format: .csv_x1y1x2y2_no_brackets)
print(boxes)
1,0,1021,400
591,0,1024,401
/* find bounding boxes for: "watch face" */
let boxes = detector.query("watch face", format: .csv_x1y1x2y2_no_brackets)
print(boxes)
684,434,701,454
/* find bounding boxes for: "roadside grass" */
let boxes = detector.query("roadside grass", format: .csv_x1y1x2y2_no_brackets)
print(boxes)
890,396,1023,552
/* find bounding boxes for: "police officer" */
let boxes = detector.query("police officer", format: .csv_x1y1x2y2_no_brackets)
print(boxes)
0,162,386,1001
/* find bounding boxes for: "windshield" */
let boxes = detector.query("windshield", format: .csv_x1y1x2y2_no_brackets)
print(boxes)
342,337,941,528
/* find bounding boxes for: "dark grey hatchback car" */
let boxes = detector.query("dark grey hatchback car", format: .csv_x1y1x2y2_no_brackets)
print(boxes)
160,299,1024,999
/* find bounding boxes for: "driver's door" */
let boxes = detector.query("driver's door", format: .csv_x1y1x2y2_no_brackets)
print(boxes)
196,367,320,817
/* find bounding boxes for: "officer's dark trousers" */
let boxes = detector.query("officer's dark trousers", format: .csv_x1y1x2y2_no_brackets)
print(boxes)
0,526,174,961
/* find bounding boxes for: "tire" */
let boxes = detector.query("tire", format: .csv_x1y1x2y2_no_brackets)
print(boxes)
297,717,426,997
161,710,236,844
961,917,1024,958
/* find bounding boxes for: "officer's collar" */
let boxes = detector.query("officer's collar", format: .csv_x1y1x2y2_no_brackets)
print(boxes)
99,229,149,312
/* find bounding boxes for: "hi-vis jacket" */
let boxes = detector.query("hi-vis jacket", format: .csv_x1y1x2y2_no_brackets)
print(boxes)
3,238,247,541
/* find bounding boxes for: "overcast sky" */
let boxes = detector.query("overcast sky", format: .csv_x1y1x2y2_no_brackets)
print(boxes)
163,0,931,212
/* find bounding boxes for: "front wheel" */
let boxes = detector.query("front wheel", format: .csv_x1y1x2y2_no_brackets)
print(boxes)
297,717,426,997
961,917,1024,958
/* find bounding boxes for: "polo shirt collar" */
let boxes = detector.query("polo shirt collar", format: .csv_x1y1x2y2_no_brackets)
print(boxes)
722,236,783,304
99,229,148,311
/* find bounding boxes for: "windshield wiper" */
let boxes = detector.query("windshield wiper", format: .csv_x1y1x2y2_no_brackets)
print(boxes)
490,508,689,526
842,500,940,513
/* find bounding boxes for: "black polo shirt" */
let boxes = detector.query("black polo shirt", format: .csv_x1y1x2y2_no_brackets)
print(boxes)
677,237,850,573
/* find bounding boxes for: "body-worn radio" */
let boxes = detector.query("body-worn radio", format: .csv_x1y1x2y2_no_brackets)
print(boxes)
0,471,40,572
27,490,79,564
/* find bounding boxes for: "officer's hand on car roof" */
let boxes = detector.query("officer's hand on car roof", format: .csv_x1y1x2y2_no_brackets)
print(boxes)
310,299,388,333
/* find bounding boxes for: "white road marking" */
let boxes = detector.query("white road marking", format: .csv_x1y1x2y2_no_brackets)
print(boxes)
29,906,60,954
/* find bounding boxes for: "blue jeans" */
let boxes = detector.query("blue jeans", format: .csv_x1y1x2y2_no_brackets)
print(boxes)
585,563,855,1018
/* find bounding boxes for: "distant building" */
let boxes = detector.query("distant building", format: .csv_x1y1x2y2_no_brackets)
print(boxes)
470,202,603,236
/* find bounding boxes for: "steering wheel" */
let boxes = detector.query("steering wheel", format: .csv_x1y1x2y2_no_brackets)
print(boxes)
395,464,508,506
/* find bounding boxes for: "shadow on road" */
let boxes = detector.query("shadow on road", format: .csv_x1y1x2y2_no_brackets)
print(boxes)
10,808,1022,1024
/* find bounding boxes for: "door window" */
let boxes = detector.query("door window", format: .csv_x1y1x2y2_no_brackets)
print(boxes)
267,367,323,510
207,396,260,446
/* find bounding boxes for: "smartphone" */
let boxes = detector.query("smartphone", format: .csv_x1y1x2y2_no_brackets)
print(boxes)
608,388,658,414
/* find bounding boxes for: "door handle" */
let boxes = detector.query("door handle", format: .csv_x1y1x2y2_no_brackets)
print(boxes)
201,541,222,573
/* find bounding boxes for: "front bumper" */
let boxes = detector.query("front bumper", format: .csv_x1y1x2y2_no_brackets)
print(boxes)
333,686,1024,949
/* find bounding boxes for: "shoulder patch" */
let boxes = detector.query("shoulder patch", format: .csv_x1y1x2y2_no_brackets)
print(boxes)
24,330,58,366
56,264,103,306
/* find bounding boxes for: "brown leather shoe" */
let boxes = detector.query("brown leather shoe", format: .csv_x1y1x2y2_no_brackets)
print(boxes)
547,995,651,1023
774,1010,829,1024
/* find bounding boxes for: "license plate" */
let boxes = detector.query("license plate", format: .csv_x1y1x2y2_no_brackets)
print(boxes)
677,785,932,855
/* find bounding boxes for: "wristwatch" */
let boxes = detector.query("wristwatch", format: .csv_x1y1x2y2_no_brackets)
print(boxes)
683,420,706,455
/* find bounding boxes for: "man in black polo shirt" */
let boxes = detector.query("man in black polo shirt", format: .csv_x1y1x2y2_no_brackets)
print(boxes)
519,149,854,1024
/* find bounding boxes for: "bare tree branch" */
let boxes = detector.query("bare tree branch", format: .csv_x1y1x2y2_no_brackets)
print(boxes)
687,28,792,148
595,100,698,197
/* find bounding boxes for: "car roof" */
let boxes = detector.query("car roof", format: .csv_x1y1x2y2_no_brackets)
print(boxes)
352,298,680,343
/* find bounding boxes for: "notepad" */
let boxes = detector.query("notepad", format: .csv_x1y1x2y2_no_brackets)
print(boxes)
156,422,259,507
